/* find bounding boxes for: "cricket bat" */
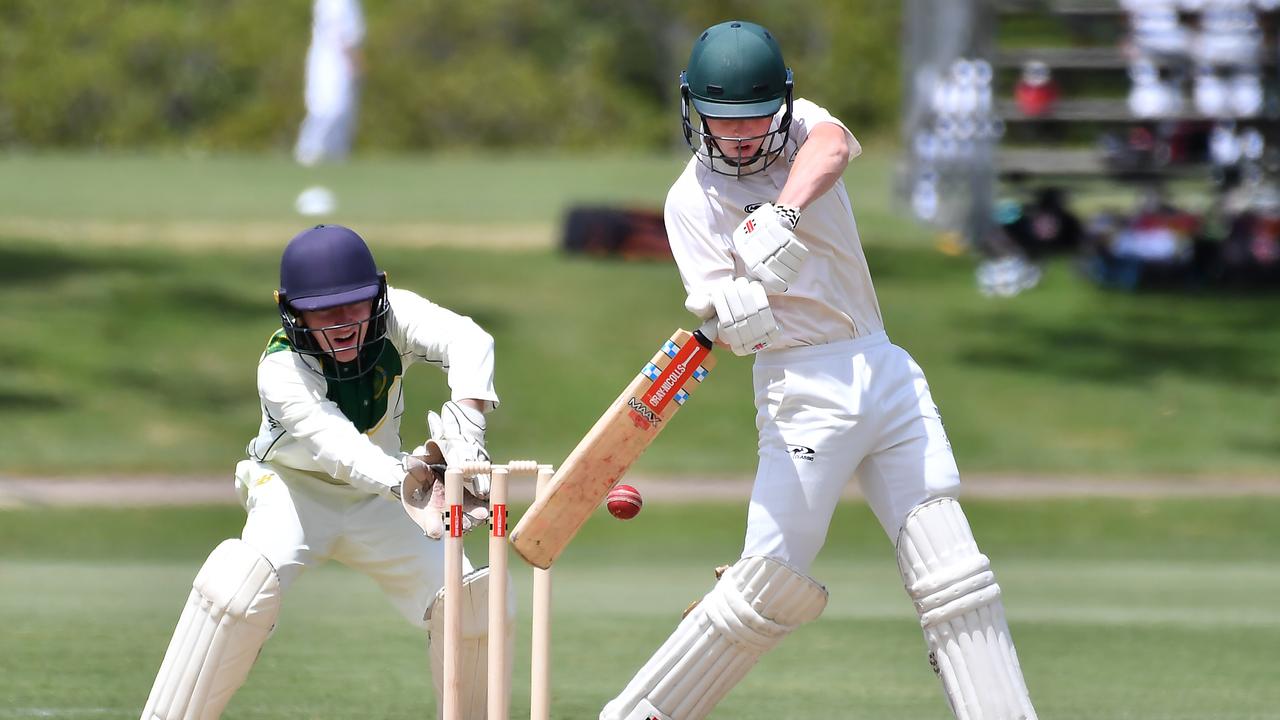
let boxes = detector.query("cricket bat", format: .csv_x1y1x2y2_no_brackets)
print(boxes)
510,324,717,569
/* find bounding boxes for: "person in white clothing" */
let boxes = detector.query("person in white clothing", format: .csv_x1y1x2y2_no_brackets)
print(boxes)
294,0,364,216
140,225,504,720
295,0,364,167
600,21,1038,720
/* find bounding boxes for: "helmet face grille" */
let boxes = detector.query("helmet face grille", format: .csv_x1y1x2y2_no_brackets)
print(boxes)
278,277,391,381
679,21,793,176
681,71,794,178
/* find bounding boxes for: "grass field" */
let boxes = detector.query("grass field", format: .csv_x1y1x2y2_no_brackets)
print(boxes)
2,496,1278,719
2,152,1279,477
2,149,1276,718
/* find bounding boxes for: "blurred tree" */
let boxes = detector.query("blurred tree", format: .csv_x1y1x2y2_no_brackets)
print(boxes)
0,0,899,151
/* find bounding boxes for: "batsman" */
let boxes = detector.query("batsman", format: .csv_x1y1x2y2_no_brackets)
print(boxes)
600,21,1037,720
140,225,506,720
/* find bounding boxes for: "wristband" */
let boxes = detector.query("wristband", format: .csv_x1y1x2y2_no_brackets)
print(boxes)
775,203,801,229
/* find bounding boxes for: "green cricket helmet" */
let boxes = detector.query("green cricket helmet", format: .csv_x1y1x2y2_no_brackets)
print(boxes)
681,20,794,177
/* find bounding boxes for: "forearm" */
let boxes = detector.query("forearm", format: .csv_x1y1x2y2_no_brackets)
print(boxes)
286,408,405,495
775,123,852,210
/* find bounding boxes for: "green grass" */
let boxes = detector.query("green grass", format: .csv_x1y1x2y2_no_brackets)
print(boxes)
0,149,1277,478
2,497,1278,719
0,152,683,226
2,238,1278,477
0,148,902,233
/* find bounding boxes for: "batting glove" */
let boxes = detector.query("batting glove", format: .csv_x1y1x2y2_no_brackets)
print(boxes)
732,203,808,294
426,400,491,497
685,277,781,356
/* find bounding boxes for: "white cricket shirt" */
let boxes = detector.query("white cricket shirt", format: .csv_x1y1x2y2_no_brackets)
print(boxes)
665,98,884,347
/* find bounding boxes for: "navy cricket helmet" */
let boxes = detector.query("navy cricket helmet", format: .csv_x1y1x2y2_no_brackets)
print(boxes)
276,225,390,379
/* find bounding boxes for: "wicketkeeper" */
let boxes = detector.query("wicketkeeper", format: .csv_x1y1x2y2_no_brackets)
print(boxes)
140,224,505,720
600,21,1038,720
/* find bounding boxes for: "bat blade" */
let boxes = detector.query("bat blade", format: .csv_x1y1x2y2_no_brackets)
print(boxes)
510,327,715,568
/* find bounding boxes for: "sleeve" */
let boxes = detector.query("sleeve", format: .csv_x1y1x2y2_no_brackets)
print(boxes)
788,98,862,160
259,354,404,497
386,288,499,411
345,0,365,46
664,181,736,298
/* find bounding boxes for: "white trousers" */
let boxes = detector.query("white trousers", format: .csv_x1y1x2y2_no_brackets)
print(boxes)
294,101,357,166
745,332,961,572
233,459,471,628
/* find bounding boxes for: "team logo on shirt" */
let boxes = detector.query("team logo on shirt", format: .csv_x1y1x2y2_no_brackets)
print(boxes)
787,445,816,462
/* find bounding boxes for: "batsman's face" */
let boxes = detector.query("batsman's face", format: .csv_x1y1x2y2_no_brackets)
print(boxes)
704,116,774,161
301,300,373,363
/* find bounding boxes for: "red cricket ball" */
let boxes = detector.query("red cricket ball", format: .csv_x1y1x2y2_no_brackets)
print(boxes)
606,484,643,520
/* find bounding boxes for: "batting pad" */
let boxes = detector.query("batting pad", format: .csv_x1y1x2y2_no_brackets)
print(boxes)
897,497,1037,720
141,539,282,720
427,566,514,720
600,555,828,720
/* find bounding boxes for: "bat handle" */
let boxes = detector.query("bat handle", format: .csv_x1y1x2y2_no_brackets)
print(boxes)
694,318,718,346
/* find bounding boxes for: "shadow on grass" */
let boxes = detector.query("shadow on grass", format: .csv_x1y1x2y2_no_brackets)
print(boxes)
864,243,968,283
163,285,263,320
111,367,243,410
0,388,72,411
1,241,262,417
959,324,1277,389
1,243,264,321
954,290,1280,390
0,242,164,284
1231,435,1280,459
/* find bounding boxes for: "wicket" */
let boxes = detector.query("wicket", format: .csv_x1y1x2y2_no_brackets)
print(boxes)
443,461,554,720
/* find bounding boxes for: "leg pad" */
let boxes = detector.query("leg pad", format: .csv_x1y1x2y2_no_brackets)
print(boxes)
600,555,827,720
141,539,282,720
428,566,514,720
898,497,1037,720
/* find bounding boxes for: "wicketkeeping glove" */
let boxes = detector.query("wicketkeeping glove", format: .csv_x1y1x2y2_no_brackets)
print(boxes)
426,400,491,497
731,203,808,293
685,277,781,356
399,455,490,539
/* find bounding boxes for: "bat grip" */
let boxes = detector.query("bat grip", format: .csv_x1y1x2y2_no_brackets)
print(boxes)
694,318,718,346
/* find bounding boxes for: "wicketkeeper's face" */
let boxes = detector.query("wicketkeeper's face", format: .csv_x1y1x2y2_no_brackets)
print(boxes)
301,300,373,363
704,116,775,161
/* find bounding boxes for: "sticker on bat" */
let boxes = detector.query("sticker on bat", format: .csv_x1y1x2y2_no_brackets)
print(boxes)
641,335,710,415
627,397,661,428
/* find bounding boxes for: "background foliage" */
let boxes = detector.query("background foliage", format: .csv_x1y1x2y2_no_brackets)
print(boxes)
0,0,900,151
